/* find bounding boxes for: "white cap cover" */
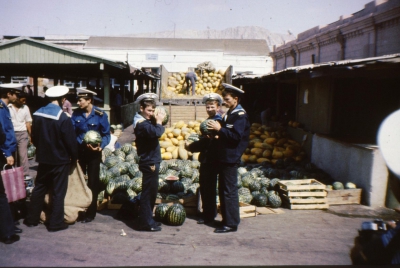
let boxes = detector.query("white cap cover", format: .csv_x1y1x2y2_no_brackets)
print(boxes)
45,85,69,97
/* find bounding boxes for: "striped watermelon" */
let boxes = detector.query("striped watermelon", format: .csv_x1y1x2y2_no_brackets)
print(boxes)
165,203,186,226
154,203,170,222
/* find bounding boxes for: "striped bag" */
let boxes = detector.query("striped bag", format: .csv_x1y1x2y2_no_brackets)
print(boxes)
1,165,26,203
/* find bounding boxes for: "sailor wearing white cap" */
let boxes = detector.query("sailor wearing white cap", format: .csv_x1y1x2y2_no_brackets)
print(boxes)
0,83,21,243
133,93,165,231
207,83,250,233
185,93,223,225
24,85,78,232
71,87,110,223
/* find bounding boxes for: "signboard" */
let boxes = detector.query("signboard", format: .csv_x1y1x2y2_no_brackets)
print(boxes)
146,54,158,61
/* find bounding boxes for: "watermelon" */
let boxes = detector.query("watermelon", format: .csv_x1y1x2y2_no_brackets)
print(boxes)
121,143,133,154
200,119,217,136
345,182,356,189
268,193,282,208
171,181,185,194
102,147,113,158
104,156,121,168
165,203,186,226
248,180,261,192
166,194,180,201
252,194,268,207
238,194,252,204
155,203,170,222
187,133,200,142
159,161,169,174
83,130,102,146
116,124,123,130
154,106,169,125
332,181,344,190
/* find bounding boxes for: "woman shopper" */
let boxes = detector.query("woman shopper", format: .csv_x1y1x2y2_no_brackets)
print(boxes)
207,83,250,233
71,88,110,223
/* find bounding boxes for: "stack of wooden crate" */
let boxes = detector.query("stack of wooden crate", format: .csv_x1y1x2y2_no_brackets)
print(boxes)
278,179,329,210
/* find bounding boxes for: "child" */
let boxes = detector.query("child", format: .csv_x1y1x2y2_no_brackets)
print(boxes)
105,127,119,152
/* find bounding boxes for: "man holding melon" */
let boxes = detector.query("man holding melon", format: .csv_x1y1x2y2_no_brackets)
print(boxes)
133,93,166,231
185,93,222,225
207,83,250,233
71,88,110,223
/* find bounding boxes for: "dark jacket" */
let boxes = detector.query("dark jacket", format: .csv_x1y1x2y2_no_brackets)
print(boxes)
133,113,164,165
0,99,16,157
217,104,250,164
187,114,222,163
32,103,78,165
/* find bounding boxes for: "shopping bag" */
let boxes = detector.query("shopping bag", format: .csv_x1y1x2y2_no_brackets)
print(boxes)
1,164,26,203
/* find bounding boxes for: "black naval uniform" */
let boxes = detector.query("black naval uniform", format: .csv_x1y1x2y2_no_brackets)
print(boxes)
133,114,164,229
71,106,110,221
187,114,222,223
216,104,250,229
26,103,78,229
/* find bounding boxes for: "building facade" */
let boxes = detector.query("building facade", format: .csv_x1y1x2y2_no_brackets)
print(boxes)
271,0,400,71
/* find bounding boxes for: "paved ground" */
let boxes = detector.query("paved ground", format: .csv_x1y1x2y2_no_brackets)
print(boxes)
1,125,399,266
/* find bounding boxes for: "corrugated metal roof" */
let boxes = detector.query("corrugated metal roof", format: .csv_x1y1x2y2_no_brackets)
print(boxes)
85,37,269,56
233,53,400,79
0,36,127,68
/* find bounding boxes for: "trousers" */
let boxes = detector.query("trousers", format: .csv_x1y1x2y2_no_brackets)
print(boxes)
78,145,101,219
199,162,218,221
138,163,160,228
217,162,240,228
26,163,70,228
15,131,30,176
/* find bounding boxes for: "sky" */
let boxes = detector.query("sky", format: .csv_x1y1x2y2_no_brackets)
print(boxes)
0,0,373,37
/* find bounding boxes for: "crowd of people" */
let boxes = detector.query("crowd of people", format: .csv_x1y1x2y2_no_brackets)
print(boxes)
0,82,250,245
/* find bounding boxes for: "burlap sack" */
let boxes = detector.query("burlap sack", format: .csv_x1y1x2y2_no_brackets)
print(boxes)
40,162,92,224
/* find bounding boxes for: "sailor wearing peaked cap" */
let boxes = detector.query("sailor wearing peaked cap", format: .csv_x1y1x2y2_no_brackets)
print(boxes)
0,83,23,94
134,93,158,104
207,82,250,234
76,87,97,98
221,83,244,94
202,93,223,105
71,87,110,224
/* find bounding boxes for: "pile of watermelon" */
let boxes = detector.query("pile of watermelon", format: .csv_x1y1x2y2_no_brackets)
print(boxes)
99,143,202,208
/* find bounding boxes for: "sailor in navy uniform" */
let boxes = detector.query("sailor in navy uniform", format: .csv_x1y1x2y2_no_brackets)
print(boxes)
185,93,222,225
0,84,20,243
25,86,78,232
71,88,110,223
133,93,165,231
207,83,250,233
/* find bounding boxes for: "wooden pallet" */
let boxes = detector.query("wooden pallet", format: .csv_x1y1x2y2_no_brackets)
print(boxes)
97,199,108,211
278,179,329,210
155,195,198,216
326,188,362,205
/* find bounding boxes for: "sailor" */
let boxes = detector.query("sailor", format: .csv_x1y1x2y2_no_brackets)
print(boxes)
71,88,110,223
207,83,250,233
186,93,223,225
24,85,78,232
133,93,165,231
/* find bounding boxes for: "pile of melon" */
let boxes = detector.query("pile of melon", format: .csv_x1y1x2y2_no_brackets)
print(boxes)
162,69,227,98
241,123,307,165
157,119,206,161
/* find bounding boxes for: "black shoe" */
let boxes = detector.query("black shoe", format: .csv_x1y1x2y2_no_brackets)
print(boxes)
47,224,69,232
14,226,23,233
214,226,237,233
139,225,162,232
23,219,38,227
1,234,20,244
155,221,162,227
14,221,20,226
197,219,213,224
80,217,94,223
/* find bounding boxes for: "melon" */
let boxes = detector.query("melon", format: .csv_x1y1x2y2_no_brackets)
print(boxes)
345,182,357,189
154,106,169,126
154,203,170,222
165,204,186,226
83,130,102,146
332,181,344,190
200,119,217,136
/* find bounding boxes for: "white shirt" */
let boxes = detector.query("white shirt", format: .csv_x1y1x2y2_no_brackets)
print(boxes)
8,104,32,132
105,134,118,152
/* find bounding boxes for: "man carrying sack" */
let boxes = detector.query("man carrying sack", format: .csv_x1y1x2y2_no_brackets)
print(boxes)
24,86,78,232
0,83,21,244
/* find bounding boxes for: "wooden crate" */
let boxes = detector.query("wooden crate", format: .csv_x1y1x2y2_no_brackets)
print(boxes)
155,195,198,216
107,197,122,210
217,202,259,218
278,179,329,210
97,199,108,211
326,188,362,205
